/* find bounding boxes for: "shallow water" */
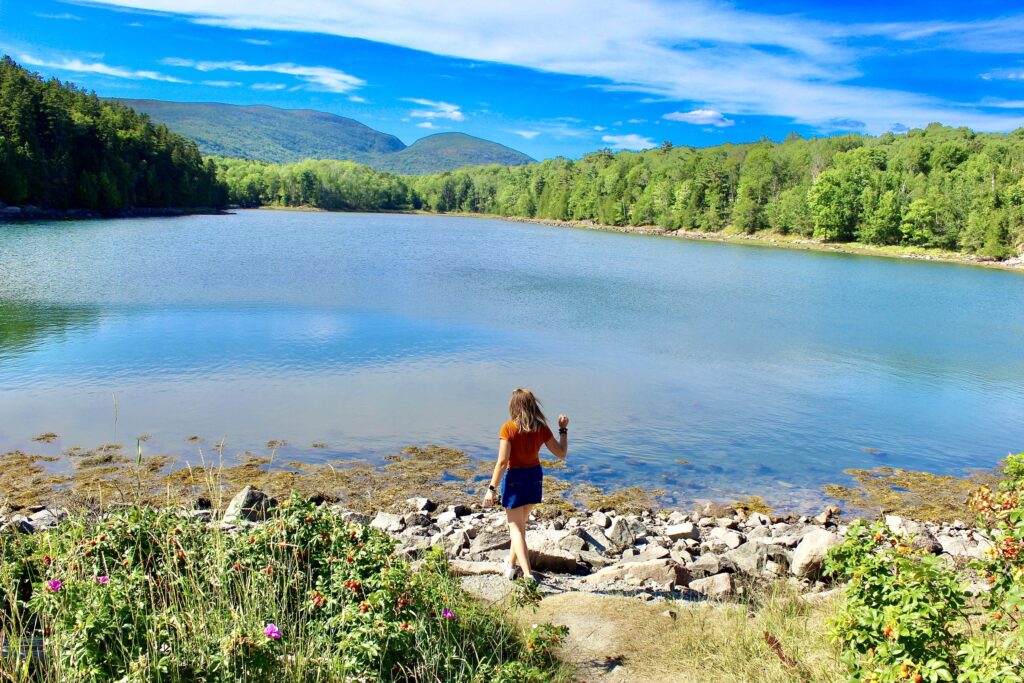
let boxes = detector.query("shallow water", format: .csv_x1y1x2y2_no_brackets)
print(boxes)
1,210,1022,510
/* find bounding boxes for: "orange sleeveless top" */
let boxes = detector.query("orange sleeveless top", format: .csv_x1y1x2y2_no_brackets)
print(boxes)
500,421,552,468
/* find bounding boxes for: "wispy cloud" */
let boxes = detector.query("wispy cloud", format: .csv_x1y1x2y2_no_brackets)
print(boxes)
161,57,364,93
242,38,271,45
35,13,82,20
981,69,1024,81
663,109,734,127
251,82,286,91
403,98,465,122
19,53,188,83
416,121,439,129
512,130,540,139
200,79,242,87
602,133,656,150
348,95,367,103
75,1,1024,132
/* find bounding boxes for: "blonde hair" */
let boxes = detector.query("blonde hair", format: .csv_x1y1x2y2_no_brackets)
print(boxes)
509,387,548,433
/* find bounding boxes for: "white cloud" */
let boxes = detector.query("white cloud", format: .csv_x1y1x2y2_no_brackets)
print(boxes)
416,121,439,129
242,38,271,45
200,79,242,87
251,82,286,91
602,134,656,150
36,13,82,20
981,69,1024,81
512,130,540,139
592,125,606,131
19,53,188,82
161,57,364,93
81,1,1024,132
626,118,647,124
348,95,367,103
664,109,735,127
403,98,465,121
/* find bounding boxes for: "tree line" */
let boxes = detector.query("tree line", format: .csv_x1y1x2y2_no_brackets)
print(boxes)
219,125,1024,258
0,56,225,210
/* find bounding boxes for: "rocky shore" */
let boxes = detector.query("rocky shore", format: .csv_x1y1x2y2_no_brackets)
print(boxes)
3,486,994,605
0,202,229,222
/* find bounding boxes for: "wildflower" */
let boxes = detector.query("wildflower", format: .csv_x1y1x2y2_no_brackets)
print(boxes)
96,576,110,584
441,608,455,620
264,623,282,640
359,601,370,612
47,579,62,592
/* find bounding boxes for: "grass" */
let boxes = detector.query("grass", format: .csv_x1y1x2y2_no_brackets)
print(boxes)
530,585,843,683
0,495,570,682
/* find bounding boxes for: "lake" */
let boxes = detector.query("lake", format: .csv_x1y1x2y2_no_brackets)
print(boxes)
1,209,1022,511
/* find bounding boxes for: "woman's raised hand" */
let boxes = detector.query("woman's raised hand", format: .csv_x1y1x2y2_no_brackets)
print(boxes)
558,414,569,429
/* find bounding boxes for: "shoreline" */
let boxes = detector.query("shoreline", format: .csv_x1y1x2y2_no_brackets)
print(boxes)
445,212,1024,274
0,204,232,222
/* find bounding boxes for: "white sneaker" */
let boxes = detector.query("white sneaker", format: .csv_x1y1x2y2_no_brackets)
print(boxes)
504,564,521,581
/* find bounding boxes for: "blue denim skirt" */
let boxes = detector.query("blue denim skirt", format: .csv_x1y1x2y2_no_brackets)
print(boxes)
501,465,543,509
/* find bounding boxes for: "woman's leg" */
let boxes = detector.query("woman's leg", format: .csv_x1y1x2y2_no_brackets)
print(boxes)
506,505,533,577
506,504,535,570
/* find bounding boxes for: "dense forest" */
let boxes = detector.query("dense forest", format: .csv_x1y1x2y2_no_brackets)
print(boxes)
219,125,1024,258
0,57,225,210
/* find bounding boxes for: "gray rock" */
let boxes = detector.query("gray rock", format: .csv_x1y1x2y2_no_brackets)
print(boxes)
725,542,768,576
403,512,432,528
223,486,275,523
579,525,613,554
370,512,406,533
527,545,578,573
436,510,458,527
791,529,840,579
746,512,772,527
589,559,689,587
665,522,699,541
338,510,371,526
625,545,671,564
448,504,470,517
706,527,743,551
28,509,62,529
884,515,942,554
689,572,734,598
470,525,511,554
448,529,470,554
607,515,647,549
689,554,723,578
405,497,437,513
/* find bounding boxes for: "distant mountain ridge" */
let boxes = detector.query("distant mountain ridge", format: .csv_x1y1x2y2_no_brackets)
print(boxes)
110,99,534,174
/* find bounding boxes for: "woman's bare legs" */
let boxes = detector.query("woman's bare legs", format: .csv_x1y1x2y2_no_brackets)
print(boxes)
505,504,535,573
506,505,534,577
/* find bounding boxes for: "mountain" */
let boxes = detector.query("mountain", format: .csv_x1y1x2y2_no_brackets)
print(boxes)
112,99,405,164
110,99,534,173
370,133,534,174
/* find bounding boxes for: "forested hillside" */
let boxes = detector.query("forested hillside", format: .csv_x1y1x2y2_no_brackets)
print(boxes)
370,133,533,174
218,124,1024,258
0,57,225,210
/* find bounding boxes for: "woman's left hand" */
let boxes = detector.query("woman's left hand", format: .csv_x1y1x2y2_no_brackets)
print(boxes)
483,490,495,507
558,414,569,429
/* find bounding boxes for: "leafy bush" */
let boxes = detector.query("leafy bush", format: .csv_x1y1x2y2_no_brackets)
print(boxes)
0,494,568,682
826,452,1024,683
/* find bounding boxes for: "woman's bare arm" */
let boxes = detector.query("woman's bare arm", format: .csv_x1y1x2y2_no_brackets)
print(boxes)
484,439,511,506
545,414,569,458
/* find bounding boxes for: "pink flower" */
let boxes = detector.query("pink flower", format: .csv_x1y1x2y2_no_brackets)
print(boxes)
264,623,281,640
96,576,110,584
47,579,62,592
441,608,455,620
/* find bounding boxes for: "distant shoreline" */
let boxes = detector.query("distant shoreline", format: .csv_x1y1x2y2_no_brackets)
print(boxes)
0,204,231,222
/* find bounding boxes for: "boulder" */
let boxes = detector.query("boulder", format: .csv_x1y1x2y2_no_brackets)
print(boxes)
689,553,723,578
791,529,840,579
223,486,275,523
689,572,734,598
706,527,743,551
403,512,432,528
665,522,699,541
579,526,613,554
527,546,578,573
884,515,942,554
405,497,437,513
447,529,470,554
624,545,671,563
470,526,511,554
591,511,611,529
436,510,458,528
589,559,690,587
746,512,772,527
607,515,647,549
725,542,768,576
370,512,406,533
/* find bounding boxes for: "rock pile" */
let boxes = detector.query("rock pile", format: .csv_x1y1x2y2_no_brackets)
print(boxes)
1,491,994,603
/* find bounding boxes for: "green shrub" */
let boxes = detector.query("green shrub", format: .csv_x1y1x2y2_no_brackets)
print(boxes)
826,452,1024,683
0,494,568,682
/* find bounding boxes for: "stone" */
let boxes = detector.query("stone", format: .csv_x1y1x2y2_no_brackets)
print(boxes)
689,554,723,578
707,527,743,551
370,512,406,533
661,609,678,620
436,510,458,528
558,533,587,554
885,515,942,554
607,515,648,549
665,522,699,541
725,542,768,576
223,486,275,523
579,526,613,554
624,545,671,563
447,529,470,554
405,497,437,513
578,550,615,569
716,517,738,529
403,512,432,528
338,510,371,526
701,502,735,518
689,572,734,598
670,549,694,564
448,504,470,517
791,529,840,579
589,559,690,587
591,511,611,529
470,526,511,554
28,509,62,529
746,512,772,527
527,545,578,573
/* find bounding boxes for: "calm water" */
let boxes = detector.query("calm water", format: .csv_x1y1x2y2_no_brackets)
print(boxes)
1,210,1023,510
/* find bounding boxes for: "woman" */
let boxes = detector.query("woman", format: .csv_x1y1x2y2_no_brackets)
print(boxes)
483,388,569,583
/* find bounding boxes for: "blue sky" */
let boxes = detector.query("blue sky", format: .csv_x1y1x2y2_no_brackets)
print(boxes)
1,0,1023,160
